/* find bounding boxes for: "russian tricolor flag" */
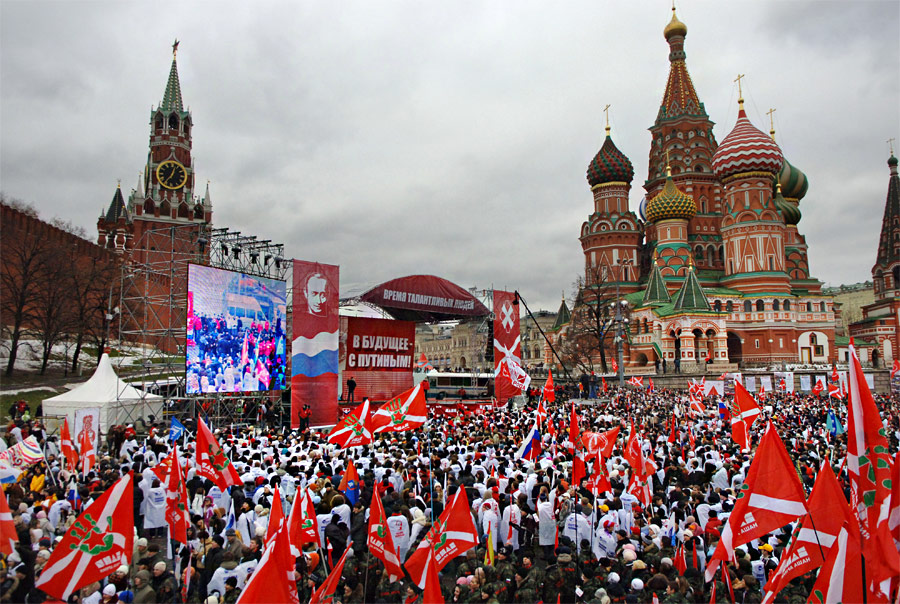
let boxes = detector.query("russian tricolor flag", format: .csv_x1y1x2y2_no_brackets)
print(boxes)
516,422,542,461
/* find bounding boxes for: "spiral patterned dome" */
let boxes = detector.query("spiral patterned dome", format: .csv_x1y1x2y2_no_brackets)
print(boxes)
646,168,696,222
773,184,801,225
712,105,784,180
778,157,809,201
664,8,687,40
587,131,634,187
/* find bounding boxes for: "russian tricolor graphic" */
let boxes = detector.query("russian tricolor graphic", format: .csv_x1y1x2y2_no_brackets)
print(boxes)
291,260,340,428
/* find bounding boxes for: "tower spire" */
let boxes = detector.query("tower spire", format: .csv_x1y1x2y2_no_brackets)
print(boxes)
161,42,184,113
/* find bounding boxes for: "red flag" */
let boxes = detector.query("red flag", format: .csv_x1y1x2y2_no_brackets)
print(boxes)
240,332,249,368
371,384,427,433
806,523,864,604
627,376,643,387
405,488,478,587
705,423,807,582
265,485,284,545
572,454,586,488
586,457,611,495
368,486,403,582
327,398,374,448
627,473,652,507
288,487,319,553
647,377,655,393
667,416,678,444
568,403,579,448
596,426,619,459
845,344,900,595
35,473,134,601
762,462,852,604
0,488,17,556
731,381,761,451
708,577,716,604
60,418,78,472
195,418,242,491
623,420,645,477
238,524,299,604
828,382,842,399
256,358,270,389
602,377,608,393
892,359,900,379
674,544,687,575
891,451,900,553
151,450,175,483
812,379,824,396
542,370,556,402
535,399,547,427
611,358,618,373
164,447,189,544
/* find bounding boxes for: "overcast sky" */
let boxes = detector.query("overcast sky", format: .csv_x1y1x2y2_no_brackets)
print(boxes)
2,1,898,311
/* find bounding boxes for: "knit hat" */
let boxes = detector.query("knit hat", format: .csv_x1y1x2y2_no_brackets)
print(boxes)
103,585,117,596
154,561,167,572
631,578,644,591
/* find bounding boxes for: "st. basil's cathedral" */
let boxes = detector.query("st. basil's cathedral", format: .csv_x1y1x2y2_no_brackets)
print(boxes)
571,7,837,371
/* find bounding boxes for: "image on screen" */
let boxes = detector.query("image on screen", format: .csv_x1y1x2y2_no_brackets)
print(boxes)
186,264,287,394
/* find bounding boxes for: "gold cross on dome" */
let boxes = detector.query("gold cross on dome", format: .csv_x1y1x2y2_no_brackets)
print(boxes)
889,138,896,155
734,73,745,98
603,104,610,128
766,108,776,139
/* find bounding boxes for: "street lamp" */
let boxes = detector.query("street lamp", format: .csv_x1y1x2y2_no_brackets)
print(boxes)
615,259,633,389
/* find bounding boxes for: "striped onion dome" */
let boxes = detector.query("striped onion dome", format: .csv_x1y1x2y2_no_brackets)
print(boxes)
646,167,696,222
778,157,809,201
712,104,784,180
587,130,634,187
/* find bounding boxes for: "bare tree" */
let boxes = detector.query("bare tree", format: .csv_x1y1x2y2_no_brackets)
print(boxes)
34,245,74,374
1,203,54,376
556,265,632,375
69,253,118,371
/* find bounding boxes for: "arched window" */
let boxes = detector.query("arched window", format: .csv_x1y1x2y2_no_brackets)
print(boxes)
806,301,813,312
714,300,722,312
773,300,780,311
143,199,155,215
756,300,765,312
168,113,179,130
743,301,752,312
820,302,827,312
194,204,204,220
893,266,900,288
183,120,190,137
783,299,791,311
695,246,705,262
177,202,190,219
726,301,733,312
154,114,163,131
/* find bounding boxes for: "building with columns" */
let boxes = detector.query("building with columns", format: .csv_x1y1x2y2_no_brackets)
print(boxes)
570,7,837,372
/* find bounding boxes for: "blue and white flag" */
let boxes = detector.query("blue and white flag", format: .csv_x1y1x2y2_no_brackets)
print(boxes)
826,408,845,436
170,418,186,441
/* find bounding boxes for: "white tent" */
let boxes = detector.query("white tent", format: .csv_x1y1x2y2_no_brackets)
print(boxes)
43,353,164,432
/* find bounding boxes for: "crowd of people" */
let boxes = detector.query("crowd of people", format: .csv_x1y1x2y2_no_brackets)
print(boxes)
186,313,287,394
3,379,899,604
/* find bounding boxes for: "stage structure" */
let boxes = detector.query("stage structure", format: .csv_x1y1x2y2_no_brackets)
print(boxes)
113,224,289,429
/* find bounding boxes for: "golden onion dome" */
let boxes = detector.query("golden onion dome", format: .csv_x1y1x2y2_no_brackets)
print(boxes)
664,8,687,40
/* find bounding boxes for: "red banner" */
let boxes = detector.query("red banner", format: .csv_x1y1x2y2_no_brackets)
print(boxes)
292,260,339,428
341,317,414,401
493,290,521,404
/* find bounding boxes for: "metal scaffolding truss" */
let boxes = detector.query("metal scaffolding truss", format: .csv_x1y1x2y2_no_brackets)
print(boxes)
208,227,288,281
113,223,206,426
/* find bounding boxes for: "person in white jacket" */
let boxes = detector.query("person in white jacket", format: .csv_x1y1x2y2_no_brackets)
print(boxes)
480,501,500,552
386,511,411,562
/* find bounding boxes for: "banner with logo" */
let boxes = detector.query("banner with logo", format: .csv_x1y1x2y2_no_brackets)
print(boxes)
492,290,522,404
292,260,339,428
74,408,100,453
342,317,415,401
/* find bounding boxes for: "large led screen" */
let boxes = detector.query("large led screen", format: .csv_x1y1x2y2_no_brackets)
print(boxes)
186,264,287,394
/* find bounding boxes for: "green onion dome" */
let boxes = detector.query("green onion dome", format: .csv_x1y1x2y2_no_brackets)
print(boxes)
587,129,634,187
646,167,696,222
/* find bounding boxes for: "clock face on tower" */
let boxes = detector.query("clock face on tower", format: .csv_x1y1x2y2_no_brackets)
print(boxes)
156,160,188,190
